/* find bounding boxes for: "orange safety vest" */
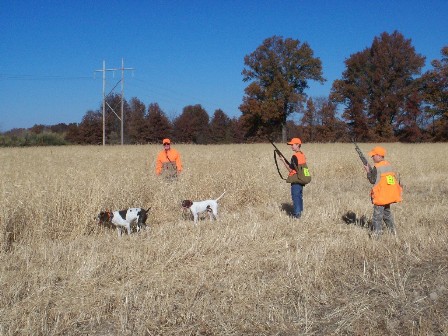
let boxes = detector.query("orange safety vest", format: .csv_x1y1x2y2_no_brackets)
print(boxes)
288,151,307,177
371,160,402,205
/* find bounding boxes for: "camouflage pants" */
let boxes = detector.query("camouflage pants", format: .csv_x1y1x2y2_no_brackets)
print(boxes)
161,162,178,179
372,204,396,235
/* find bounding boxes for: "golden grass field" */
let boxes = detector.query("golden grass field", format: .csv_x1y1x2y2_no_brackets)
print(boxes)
1,142,447,335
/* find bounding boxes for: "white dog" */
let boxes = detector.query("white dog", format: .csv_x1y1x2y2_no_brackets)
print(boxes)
96,207,150,236
181,191,226,224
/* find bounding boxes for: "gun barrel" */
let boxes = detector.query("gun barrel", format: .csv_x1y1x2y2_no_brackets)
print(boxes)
269,139,290,165
353,142,371,169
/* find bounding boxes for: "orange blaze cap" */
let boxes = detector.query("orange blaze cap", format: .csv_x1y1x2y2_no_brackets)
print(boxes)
162,138,171,144
287,137,302,145
368,146,386,157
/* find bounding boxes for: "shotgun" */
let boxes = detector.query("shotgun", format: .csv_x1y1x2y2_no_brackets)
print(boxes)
269,138,290,180
353,141,372,171
269,138,290,165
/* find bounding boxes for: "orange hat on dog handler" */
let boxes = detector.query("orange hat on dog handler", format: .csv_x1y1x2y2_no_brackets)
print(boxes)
162,138,171,144
287,138,302,145
368,146,386,157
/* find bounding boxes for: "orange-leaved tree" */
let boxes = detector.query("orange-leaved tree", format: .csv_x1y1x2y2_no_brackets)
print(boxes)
331,31,425,142
240,36,325,142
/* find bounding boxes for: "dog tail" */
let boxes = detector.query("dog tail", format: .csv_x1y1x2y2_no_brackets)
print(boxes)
215,191,226,202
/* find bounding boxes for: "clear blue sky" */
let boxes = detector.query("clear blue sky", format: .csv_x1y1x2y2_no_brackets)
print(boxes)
1,0,447,131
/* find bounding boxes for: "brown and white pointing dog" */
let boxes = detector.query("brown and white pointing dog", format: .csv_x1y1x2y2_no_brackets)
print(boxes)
96,207,150,236
181,191,226,224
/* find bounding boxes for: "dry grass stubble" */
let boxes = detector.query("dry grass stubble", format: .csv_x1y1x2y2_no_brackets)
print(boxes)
1,143,447,335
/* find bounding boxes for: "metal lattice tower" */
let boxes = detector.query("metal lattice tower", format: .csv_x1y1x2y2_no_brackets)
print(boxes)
95,59,134,145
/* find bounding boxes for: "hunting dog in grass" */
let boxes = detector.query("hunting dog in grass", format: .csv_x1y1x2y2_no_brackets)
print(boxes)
96,207,150,236
182,191,226,224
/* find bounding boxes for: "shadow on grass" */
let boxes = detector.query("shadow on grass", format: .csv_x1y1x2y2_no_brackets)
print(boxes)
181,208,215,222
281,203,294,216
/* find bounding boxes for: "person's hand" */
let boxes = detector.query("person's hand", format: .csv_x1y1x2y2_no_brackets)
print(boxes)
363,164,370,173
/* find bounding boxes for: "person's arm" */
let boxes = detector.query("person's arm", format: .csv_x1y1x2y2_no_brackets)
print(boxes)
279,155,297,172
175,151,183,172
155,152,163,175
366,165,376,184
289,155,299,170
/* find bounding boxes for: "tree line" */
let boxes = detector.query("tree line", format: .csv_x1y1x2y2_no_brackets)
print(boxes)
240,32,447,142
1,31,446,146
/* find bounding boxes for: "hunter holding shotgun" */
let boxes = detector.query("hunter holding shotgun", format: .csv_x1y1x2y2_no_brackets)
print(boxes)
354,143,402,237
275,137,311,219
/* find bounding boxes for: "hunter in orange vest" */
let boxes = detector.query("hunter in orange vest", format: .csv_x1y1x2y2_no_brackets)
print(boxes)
155,138,183,178
364,146,402,237
279,137,310,219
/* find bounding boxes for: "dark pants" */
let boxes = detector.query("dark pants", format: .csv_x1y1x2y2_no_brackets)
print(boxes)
291,183,303,218
372,204,396,234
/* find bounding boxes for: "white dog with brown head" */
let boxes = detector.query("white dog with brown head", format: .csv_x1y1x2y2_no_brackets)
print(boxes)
181,191,226,224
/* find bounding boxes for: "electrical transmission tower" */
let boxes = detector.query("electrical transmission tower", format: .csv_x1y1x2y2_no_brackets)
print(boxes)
95,59,135,145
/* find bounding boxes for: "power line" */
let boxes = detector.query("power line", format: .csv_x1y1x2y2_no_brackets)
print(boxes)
0,74,92,80
94,59,135,146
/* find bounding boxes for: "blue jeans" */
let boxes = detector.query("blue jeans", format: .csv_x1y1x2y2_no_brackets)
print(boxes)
291,183,303,218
